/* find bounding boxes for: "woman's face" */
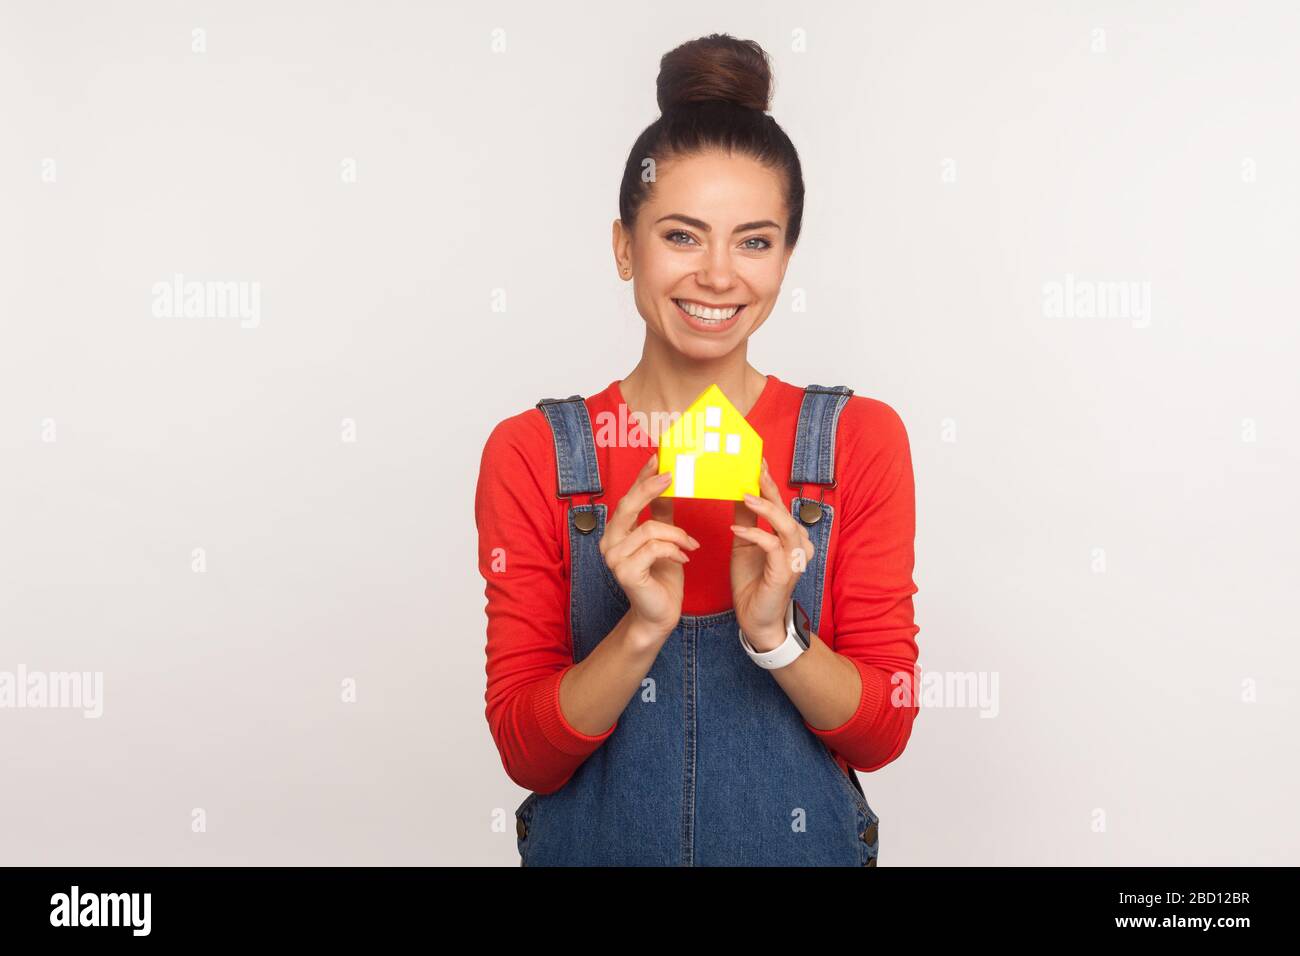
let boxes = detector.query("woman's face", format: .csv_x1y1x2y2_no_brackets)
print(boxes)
616,149,794,360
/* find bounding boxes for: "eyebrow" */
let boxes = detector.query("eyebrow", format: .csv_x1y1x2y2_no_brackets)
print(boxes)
655,214,782,234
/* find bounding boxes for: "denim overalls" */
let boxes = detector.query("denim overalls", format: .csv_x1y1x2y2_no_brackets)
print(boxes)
516,384,880,866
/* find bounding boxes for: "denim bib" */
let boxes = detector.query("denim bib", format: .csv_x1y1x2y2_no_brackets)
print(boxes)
516,384,879,866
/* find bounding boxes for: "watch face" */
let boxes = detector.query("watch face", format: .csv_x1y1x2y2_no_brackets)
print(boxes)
791,599,811,648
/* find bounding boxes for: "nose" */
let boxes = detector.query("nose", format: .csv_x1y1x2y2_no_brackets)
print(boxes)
696,242,738,292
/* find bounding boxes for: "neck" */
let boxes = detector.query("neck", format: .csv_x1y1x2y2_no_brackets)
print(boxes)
620,336,767,420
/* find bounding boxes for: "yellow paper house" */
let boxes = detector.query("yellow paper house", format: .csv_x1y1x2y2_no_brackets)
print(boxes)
657,384,762,501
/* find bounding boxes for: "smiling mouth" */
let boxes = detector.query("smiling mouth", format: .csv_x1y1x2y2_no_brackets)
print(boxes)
672,298,747,327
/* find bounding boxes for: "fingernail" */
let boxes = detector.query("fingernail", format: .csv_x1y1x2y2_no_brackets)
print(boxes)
688,536,701,548
743,493,757,502
657,471,672,482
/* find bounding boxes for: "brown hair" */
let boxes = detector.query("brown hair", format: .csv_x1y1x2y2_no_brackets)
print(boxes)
618,33,806,248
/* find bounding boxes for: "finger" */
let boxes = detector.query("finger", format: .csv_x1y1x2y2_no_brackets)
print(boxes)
638,450,660,480
733,494,756,529
733,456,765,528
788,536,815,572
648,492,674,529
759,457,780,502
729,524,782,557
604,516,698,568
732,522,795,590
608,458,672,544
618,539,689,586
747,457,806,554
741,489,802,555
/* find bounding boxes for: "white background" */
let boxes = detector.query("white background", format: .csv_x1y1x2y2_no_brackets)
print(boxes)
2,0,1296,864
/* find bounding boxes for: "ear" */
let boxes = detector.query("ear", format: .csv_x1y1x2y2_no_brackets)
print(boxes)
612,219,633,276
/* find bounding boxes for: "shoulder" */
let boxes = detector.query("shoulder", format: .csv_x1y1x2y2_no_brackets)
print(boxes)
836,392,910,461
477,383,616,493
475,402,565,517
474,404,563,552
480,383,614,467
474,404,565,557
479,404,553,470
830,390,913,515
775,380,909,460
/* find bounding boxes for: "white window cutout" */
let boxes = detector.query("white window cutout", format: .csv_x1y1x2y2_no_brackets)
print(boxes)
704,432,720,453
674,454,696,496
705,406,721,428
725,433,740,454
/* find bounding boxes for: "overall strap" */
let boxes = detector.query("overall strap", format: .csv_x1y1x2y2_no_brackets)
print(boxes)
790,384,855,489
535,394,604,500
789,384,854,637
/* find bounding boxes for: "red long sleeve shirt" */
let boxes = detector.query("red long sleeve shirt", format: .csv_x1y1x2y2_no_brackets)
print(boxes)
475,373,920,794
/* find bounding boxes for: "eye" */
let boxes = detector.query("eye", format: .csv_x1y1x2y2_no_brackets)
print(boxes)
665,229,698,246
742,236,774,251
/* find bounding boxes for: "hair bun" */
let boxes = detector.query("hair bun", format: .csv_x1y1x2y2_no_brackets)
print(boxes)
656,33,772,114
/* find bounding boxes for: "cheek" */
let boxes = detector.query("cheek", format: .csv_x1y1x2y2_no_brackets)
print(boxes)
633,285,676,330
634,249,680,284
639,275,678,307
739,263,783,297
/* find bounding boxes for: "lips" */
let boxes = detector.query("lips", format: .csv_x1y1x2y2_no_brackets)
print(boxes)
672,298,746,333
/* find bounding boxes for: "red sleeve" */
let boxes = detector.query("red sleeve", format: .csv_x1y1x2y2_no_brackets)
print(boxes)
803,398,921,772
475,411,618,794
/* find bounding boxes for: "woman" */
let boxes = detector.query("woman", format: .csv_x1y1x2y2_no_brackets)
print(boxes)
475,33,920,866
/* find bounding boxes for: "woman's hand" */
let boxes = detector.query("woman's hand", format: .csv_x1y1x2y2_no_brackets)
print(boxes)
730,458,815,651
599,452,700,641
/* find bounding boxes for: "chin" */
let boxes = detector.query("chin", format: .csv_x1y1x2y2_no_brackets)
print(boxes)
663,326,738,358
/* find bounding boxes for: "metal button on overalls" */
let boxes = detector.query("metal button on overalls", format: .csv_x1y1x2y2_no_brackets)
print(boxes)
799,500,823,524
798,481,833,525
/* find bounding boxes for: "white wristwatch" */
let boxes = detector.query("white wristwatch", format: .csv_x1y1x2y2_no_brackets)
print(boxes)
739,599,812,670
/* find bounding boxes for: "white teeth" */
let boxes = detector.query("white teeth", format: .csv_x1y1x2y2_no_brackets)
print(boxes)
675,299,740,323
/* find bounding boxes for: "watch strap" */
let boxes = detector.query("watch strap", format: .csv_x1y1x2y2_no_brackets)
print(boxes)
739,599,806,670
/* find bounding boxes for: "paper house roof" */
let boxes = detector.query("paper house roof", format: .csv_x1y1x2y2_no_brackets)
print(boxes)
656,383,763,501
